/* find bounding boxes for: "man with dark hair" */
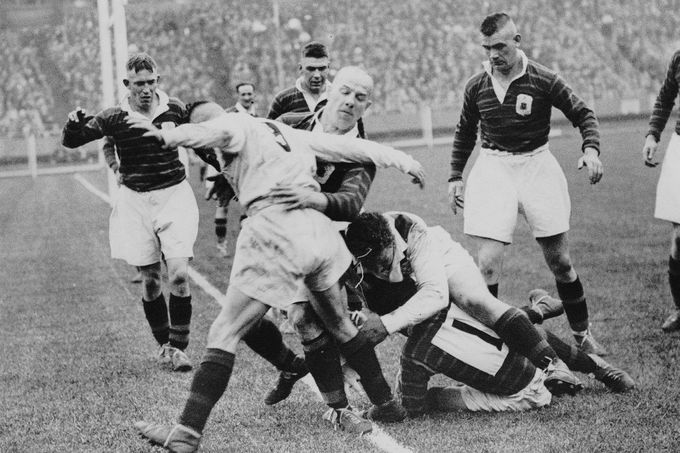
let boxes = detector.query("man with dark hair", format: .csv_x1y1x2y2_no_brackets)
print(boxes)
343,211,634,416
226,82,256,115
448,12,607,355
130,101,426,452
62,52,204,373
267,41,331,120
241,67,407,431
642,50,680,332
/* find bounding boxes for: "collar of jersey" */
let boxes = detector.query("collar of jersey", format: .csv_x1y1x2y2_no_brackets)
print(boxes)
311,107,360,137
384,214,408,283
120,89,170,120
482,49,528,82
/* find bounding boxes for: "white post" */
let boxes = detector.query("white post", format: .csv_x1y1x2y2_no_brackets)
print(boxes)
112,0,129,100
420,103,434,151
27,133,38,179
272,0,285,90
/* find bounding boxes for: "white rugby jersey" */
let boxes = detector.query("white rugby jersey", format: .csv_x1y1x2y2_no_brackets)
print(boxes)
160,112,418,213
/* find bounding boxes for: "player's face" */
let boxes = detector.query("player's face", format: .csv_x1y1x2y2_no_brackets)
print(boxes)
360,243,395,281
299,57,329,94
125,69,159,112
237,85,255,108
481,25,521,75
325,74,372,131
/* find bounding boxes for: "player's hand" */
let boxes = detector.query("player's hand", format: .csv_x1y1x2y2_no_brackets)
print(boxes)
126,117,164,143
349,310,367,328
408,162,426,189
205,174,232,206
577,147,603,184
269,183,327,211
642,135,659,167
448,180,465,214
67,107,89,125
360,312,389,346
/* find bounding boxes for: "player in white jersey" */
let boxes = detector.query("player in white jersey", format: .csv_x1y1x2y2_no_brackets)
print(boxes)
128,102,425,452
344,211,634,415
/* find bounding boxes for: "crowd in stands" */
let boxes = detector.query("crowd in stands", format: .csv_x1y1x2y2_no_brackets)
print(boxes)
0,0,677,138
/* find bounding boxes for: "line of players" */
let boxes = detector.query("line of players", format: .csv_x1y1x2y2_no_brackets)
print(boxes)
61,12,657,453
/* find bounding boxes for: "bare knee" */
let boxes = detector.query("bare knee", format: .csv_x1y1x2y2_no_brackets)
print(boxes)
288,303,324,341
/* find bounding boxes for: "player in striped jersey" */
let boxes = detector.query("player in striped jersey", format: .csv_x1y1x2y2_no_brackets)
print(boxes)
130,101,425,452
642,50,680,332
344,211,635,415
62,53,204,373
448,12,607,356
267,41,331,120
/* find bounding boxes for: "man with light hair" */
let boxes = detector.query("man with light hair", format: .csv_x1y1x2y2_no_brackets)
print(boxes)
130,98,426,451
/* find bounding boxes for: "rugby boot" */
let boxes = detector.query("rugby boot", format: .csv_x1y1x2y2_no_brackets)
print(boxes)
575,329,609,356
264,356,308,405
322,407,373,435
543,358,583,396
134,421,201,453
361,398,407,423
526,289,564,323
170,347,193,372
661,310,680,332
589,354,636,393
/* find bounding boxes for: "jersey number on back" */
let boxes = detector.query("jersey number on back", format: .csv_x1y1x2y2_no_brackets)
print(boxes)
265,122,291,153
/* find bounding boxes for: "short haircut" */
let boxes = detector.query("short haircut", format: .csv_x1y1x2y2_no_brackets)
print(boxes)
344,212,393,260
301,41,328,59
126,52,157,73
235,82,255,93
186,100,212,119
480,12,512,36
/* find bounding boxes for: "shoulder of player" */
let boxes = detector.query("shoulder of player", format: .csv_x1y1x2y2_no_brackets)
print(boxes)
524,60,561,85
384,211,428,242
272,85,301,101
277,111,315,130
669,50,680,69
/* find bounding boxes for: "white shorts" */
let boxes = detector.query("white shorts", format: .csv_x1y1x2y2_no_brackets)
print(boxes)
109,180,198,266
460,369,552,412
655,133,680,223
464,148,571,243
229,206,352,309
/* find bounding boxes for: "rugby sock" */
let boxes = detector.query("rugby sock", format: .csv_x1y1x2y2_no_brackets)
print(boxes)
302,332,348,409
494,308,556,370
520,306,542,324
487,283,499,298
399,357,431,417
215,217,227,241
556,276,589,333
668,256,680,309
169,294,192,350
142,294,169,346
544,330,596,373
243,318,306,373
339,330,392,406
179,348,234,433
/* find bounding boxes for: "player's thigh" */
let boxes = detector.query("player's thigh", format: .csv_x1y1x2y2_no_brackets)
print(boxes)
109,186,159,266
207,285,270,352
520,151,570,238
655,133,680,223
464,154,519,243
156,180,199,260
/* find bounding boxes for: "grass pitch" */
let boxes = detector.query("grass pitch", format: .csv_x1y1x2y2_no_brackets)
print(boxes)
1,118,679,452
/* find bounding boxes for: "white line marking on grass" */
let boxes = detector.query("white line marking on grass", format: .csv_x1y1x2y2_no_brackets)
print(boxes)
73,173,416,453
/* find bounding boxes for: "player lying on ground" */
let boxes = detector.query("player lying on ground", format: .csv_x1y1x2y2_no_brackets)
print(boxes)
343,212,635,402
127,101,425,452
344,212,634,415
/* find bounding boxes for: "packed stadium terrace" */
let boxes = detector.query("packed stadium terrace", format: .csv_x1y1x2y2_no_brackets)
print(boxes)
1,0,677,138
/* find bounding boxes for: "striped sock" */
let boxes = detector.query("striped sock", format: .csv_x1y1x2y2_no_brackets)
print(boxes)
339,330,392,405
556,276,589,333
215,217,227,241
179,349,234,433
302,332,348,409
544,330,596,373
494,308,556,370
142,294,169,346
169,294,191,350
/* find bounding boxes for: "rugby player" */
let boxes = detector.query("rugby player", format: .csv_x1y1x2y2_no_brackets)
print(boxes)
344,211,635,415
642,50,680,332
448,12,607,355
130,101,425,452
